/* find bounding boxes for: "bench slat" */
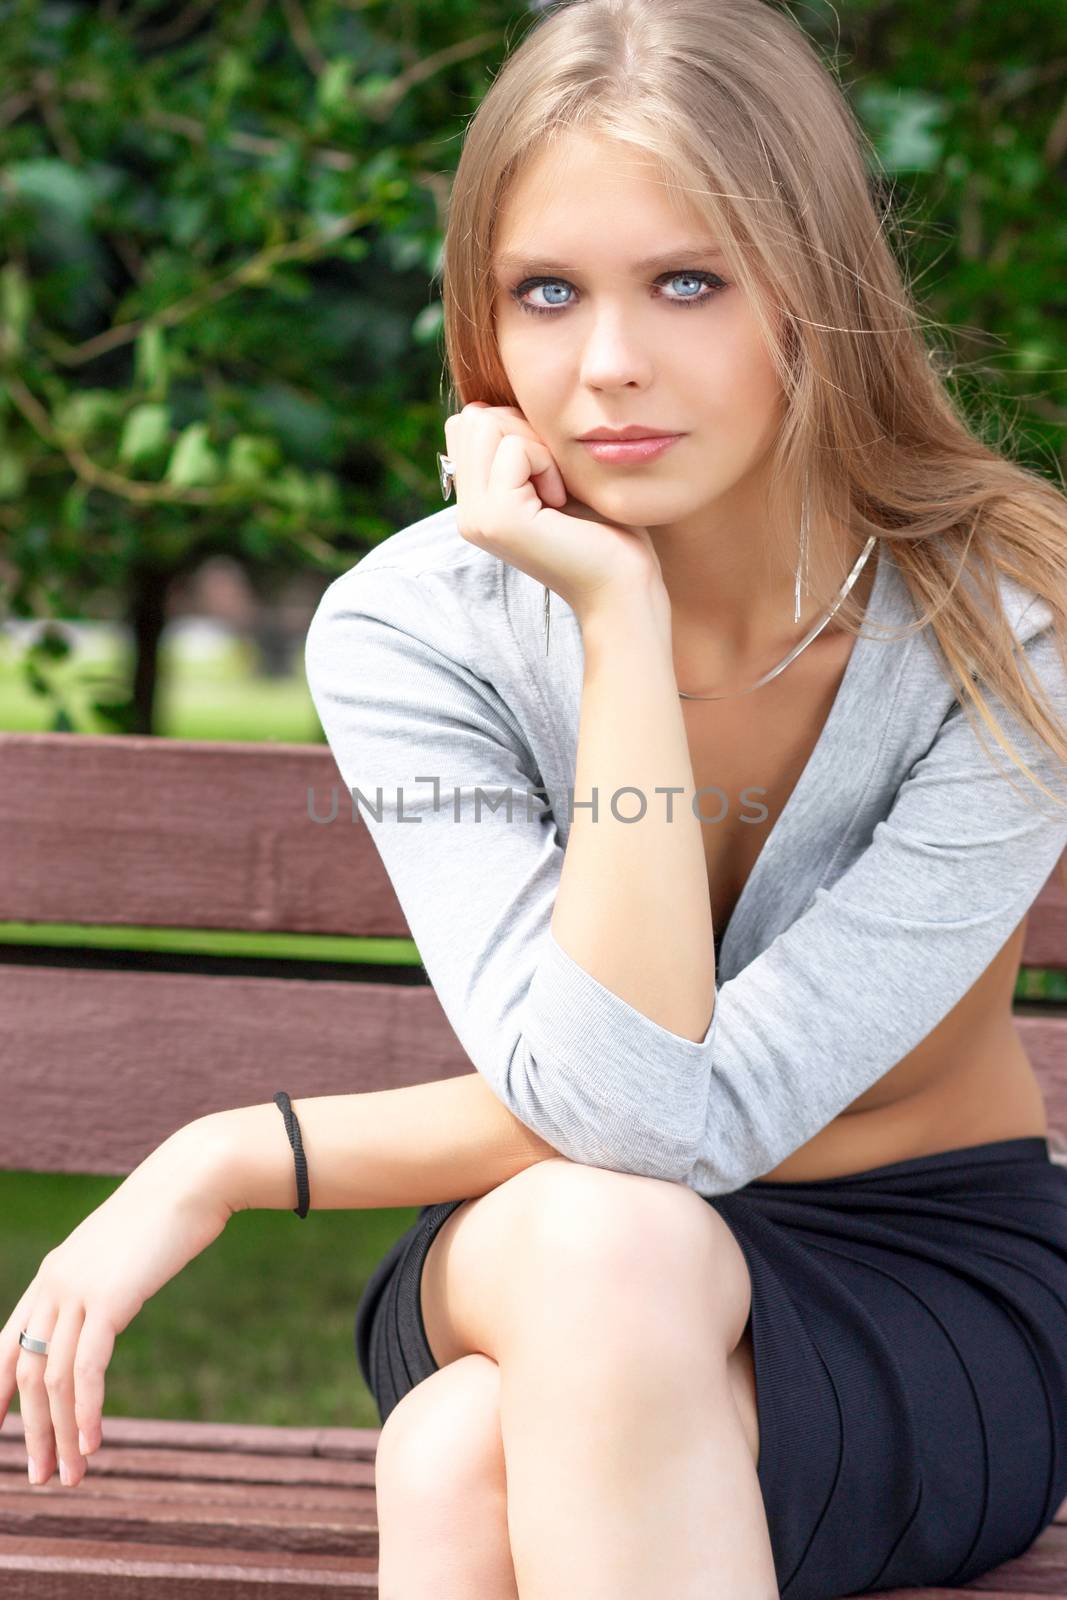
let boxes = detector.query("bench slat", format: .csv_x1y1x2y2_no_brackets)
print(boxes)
0,1536,378,1595
0,964,470,1174
3,732,1066,963
0,732,405,939
2,968,1065,1178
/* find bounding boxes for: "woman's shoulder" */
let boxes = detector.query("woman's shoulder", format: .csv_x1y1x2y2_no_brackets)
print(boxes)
307,504,536,690
332,505,495,598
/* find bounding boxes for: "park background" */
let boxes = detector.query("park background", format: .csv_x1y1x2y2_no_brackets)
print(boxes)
2,0,1066,1431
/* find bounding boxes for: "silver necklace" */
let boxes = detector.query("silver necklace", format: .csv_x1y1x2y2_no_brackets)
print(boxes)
674,533,878,700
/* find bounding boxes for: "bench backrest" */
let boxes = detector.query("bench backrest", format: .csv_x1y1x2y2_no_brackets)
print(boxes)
3,730,1067,1175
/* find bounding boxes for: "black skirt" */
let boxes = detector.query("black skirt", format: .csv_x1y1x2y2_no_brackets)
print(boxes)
354,1134,1067,1599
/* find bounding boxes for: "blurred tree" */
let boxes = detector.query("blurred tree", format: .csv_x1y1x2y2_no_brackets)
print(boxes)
0,0,1064,733
0,0,508,731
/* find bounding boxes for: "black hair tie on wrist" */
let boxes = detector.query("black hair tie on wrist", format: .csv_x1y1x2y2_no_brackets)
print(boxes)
273,1091,310,1218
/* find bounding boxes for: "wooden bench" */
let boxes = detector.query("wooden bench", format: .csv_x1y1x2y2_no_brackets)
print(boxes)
1,727,1066,1597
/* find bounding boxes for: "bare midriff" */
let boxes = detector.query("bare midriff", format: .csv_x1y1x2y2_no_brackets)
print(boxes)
676,575,1048,1187
752,914,1045,1182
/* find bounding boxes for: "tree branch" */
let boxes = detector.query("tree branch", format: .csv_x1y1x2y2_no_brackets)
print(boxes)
42,205,374,368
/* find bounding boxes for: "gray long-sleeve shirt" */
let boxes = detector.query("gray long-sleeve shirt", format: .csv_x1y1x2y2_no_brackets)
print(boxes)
304,505,1067,1196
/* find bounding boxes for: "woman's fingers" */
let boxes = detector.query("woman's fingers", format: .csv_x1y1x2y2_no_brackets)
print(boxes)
41,1304,90,1484
14,1304,60,1485
73,1313,115,1457
0,1284,38,1429
13,1303,116,1485
445,405,567,516
487,431,557,500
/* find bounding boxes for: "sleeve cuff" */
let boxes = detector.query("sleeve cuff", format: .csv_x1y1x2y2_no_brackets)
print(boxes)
519,927,719,1167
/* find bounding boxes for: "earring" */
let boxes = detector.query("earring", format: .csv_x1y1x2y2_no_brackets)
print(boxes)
794,470,811,624
543,584,551,655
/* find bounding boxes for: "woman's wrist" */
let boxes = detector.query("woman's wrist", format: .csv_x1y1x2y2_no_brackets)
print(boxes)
574,568,673,650
160,1115,248,1218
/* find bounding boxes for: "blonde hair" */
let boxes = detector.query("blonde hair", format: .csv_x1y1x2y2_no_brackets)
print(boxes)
439,0,1067,889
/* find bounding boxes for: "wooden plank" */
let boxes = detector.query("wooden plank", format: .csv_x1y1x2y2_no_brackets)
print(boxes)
0,732,407,938
4,730,1065,957
0,1413,385,1584
3,966,1065,1178
2,1414,377,1461
0,1535,379,1596
0,1486,378,1558
1015,1013,1067,1137
1023,872,1067,974
0,965,472,1174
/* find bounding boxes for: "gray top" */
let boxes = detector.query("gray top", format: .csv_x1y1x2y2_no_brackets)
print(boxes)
304,505,1067,1195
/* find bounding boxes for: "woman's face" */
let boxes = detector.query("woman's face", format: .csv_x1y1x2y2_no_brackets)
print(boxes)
491,130,785,544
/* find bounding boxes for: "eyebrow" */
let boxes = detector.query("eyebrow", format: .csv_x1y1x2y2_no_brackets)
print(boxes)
493,243,725,275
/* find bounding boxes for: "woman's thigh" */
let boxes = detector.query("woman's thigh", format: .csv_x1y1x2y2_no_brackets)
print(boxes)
418,1157,760,1467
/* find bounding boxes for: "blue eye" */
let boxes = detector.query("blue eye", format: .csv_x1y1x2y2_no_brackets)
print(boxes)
509,269,728,318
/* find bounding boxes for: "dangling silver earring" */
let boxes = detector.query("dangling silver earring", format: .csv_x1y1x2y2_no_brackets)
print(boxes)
794,470,811,624
543,585,551,655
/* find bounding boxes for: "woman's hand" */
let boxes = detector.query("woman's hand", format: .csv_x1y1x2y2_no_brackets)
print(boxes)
0,1119,233,1489
443,402,666,620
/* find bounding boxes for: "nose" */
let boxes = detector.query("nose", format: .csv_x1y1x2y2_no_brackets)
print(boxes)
577,304,655,391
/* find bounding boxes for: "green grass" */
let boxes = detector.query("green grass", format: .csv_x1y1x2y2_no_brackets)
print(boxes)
0,1169,418,1432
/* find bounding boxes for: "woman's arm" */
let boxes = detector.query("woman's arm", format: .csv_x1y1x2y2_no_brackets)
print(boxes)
558,578,716,1044
203,575,712,1218
197,1070,563,1214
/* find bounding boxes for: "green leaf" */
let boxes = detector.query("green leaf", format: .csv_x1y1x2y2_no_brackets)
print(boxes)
119,402,171,465
165,422,221,487
855,86,946,173
0,448,26,500
216,48,251,100
61,484,88,531
0,263,31,356
54,389,123,440
135,326,169,396
226,433,279,483
318,58,354,116
8,159,96,225
411,301,443,345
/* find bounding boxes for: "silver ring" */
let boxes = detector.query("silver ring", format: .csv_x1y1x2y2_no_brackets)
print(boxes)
437,452,455,501
19,1329,50,1356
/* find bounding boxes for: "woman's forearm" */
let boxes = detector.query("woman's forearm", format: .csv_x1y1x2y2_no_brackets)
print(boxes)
194,1072,563,1214
562,578,716,1042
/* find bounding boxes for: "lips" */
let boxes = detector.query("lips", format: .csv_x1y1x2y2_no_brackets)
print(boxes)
578,427,681,441
578,434,683,463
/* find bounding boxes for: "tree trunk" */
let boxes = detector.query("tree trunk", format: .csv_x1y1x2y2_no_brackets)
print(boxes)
128,563,171,736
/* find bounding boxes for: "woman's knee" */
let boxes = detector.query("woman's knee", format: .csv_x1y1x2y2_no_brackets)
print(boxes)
498,1158,753,1350
375,1352,507,1511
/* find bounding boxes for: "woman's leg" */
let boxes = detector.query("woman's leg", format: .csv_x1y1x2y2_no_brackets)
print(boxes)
374,1352,518,1600
420,1157,776,1598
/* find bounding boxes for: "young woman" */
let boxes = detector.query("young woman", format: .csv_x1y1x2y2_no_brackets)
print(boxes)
5,2,1067,1596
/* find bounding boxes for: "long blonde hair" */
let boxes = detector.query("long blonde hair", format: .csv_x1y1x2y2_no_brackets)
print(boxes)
439,0,1067,886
